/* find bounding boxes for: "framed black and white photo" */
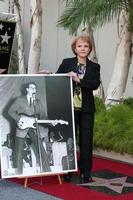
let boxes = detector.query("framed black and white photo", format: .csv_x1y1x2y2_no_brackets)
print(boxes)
0,74,77,178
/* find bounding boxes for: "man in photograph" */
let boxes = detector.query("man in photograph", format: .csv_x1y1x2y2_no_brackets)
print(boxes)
8,82,51,175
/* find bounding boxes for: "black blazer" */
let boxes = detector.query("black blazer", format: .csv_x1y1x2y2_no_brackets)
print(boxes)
57,57,101,113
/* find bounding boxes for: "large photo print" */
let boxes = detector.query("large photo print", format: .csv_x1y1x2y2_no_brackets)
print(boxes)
0,75,77,178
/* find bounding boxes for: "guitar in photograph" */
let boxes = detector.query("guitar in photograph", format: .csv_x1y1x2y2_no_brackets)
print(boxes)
17,115,69,130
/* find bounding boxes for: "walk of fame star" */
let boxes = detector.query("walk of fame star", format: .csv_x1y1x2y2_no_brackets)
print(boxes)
79,176,133,194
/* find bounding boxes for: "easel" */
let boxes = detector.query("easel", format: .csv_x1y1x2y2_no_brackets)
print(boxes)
22,173,63,188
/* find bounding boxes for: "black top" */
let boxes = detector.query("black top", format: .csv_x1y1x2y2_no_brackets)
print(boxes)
57,57,101,113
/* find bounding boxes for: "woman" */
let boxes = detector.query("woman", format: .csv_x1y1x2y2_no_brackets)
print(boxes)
57,35,101,183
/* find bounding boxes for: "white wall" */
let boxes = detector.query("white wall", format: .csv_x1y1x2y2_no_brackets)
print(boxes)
0,0,8,12
0,0,132,98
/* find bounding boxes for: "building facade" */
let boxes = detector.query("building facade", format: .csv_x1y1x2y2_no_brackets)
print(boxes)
0,0,133,97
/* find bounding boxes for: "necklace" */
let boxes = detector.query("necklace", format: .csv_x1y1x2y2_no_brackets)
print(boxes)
77,62,86,75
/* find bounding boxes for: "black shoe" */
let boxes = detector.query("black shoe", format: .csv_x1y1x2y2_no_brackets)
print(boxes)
80,173,93,184
64,173,72,183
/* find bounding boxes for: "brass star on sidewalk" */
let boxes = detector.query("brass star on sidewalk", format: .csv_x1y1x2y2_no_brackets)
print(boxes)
80,176,133,194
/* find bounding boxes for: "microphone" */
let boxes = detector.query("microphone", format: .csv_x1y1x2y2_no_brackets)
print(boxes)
32,93,36,101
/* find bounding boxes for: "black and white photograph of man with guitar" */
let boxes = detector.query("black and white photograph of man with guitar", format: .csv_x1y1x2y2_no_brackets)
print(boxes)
0,75,77,178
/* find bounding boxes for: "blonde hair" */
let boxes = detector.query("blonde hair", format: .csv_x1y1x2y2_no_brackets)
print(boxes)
71,35,92,56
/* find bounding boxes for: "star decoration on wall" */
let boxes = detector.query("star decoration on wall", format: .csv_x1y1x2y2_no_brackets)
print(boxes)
0,69,7,74
79,176,133,194
0,31,11,44
0,23,4,30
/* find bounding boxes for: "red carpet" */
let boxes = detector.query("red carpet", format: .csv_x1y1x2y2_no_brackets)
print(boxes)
11,156,133,200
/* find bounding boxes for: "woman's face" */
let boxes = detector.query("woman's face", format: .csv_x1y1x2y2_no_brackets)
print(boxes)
75,39,90,59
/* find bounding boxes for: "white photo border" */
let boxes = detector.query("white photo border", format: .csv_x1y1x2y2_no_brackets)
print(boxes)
0,74,77,178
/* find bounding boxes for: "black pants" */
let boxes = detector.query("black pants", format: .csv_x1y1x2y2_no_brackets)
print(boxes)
15,128,51,174
74,110,94,176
